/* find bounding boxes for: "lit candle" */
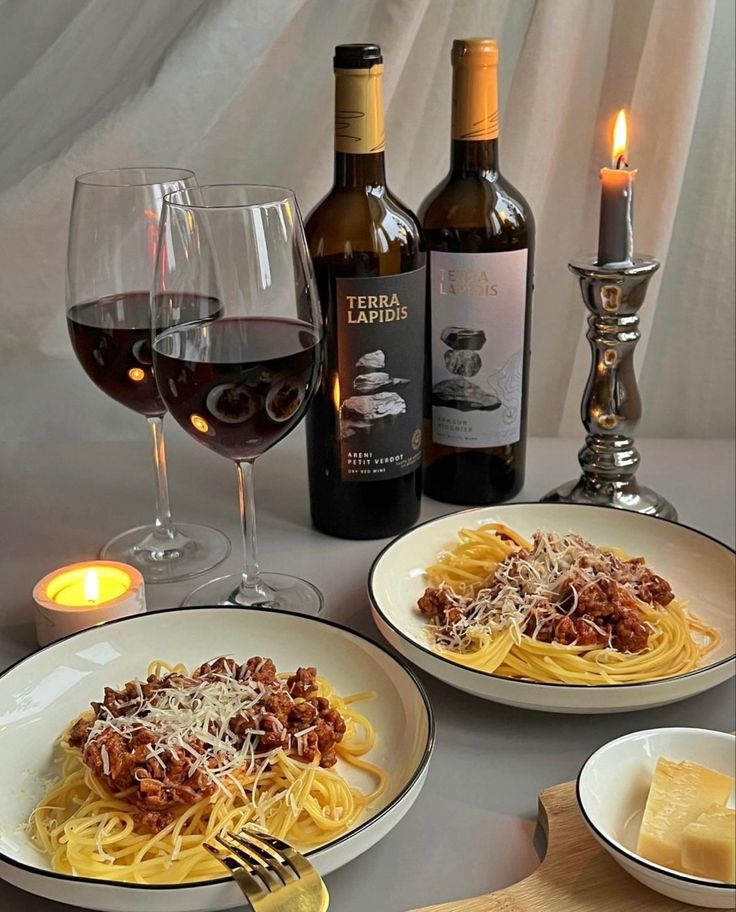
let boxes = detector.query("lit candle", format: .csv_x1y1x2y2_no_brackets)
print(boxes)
597,109,636,266
49,566,128,607
33,561,145,646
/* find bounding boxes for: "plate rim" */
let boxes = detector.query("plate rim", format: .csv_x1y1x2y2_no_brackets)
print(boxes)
0,604,435,892
575,726,736,890
368,502,736,690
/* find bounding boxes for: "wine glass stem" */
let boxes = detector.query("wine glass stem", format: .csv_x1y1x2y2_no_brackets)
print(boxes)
235,459,269,604
147,415,175,541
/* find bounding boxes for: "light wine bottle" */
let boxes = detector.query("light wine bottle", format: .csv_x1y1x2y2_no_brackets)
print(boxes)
305,43,426,539
421,38,534,504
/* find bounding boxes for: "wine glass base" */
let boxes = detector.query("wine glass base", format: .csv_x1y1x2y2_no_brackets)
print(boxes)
100,523,231,584
181,572,324,615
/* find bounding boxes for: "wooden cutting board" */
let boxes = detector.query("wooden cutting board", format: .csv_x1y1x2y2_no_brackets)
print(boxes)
408,781,718,912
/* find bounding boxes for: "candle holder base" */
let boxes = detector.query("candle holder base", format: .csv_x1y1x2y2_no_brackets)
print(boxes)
541,477,677,521
541,252,678,523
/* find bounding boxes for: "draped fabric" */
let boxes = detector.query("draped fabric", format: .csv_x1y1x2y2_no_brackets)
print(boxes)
0,0,733,440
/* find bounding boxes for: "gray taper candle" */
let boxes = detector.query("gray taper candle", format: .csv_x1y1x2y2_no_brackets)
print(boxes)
597,109,636,266
597,164,636,265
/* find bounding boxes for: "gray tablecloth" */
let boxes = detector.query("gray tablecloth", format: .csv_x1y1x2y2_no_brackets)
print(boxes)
1,431,734,911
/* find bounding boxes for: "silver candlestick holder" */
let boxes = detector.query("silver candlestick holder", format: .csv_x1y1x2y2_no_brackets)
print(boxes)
542,254,677,520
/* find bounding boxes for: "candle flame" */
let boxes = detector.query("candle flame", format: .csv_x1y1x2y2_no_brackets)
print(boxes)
83,569,100,604
612,109,628,168
332,374,341,412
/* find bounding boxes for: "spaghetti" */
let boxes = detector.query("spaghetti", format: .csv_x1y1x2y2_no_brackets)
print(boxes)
417,523,720,685
30,656,385,884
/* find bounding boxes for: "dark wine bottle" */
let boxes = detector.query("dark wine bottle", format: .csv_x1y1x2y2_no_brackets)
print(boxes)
421,38,534,505
305,43,426,539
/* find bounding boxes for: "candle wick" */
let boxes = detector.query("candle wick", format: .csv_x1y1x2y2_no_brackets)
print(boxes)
615,153,628,170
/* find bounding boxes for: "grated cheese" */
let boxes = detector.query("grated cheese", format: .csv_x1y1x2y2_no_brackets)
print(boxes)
83,661,297,794
431,530,655,654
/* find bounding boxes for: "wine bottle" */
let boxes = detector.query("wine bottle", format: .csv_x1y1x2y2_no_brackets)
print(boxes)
305,43,426,539
421,38,534,505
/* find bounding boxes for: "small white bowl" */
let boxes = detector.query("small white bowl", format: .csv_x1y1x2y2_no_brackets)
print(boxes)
577,728,736,908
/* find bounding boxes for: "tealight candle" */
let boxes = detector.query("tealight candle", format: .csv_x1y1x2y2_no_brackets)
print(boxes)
33,561,146,646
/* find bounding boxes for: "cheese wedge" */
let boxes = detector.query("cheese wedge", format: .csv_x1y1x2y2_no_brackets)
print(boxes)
681,804,736,882
636,758,734,871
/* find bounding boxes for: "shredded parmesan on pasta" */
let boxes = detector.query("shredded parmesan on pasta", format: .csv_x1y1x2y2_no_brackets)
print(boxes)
431,531,650,653
29,661,389,884
419,524,720,685
86,664,302,794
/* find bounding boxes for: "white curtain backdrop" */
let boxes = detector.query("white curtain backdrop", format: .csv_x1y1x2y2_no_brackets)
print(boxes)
0,0,733,441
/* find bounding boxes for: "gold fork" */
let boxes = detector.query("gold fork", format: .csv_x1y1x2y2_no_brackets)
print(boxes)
204,826,329,912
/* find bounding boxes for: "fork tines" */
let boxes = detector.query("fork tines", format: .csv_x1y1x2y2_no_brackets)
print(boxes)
209,825,312,887
204,825,328,911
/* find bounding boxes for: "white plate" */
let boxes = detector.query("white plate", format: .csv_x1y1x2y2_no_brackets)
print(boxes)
0,606,433,912
369,503,735,713
577,727,736,908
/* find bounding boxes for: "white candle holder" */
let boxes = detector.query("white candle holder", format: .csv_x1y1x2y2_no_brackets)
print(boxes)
33,560,146,647
542,254,677,520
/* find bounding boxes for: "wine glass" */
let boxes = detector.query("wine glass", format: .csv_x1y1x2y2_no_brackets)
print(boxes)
152,185,324,613
67,168,231,582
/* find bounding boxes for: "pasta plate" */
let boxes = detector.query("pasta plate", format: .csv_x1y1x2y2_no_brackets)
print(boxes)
369,503,735,713
0,607,433,912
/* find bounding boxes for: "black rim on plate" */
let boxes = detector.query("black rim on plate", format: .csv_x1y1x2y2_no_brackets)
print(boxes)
368,502,736,689
575,727,735,890
0,604,435,891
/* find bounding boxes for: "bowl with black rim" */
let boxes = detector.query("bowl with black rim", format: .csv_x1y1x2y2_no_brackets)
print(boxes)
368,502,735,713
0,605,434,912
576,727,735,907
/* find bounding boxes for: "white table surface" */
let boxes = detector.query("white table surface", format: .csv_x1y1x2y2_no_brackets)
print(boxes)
0,430,734,912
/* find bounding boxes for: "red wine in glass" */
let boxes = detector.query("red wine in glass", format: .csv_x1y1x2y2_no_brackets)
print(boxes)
67,292,222,416
153,316,321,461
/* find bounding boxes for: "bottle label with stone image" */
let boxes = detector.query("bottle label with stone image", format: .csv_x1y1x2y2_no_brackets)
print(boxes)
430,249,527,448
334,267,426,482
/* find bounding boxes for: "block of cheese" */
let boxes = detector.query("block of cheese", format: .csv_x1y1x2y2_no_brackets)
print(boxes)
681,804,736,882
636,758,734,871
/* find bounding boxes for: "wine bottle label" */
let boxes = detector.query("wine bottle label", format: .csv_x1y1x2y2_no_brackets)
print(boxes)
430,249,527,448
334,267,426,482
334,65,386,154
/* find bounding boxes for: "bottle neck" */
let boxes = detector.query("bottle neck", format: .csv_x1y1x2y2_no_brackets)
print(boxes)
334,151,386,187
333,64,386,188
450,139,499,177
450,57,499,177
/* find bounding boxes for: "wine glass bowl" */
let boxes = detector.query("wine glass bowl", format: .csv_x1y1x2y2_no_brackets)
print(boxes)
66,168,231,582
152,185,323,613
67,291,164,416
153,315,320,461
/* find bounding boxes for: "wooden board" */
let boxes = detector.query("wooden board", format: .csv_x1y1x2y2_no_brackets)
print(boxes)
408,781,718,912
